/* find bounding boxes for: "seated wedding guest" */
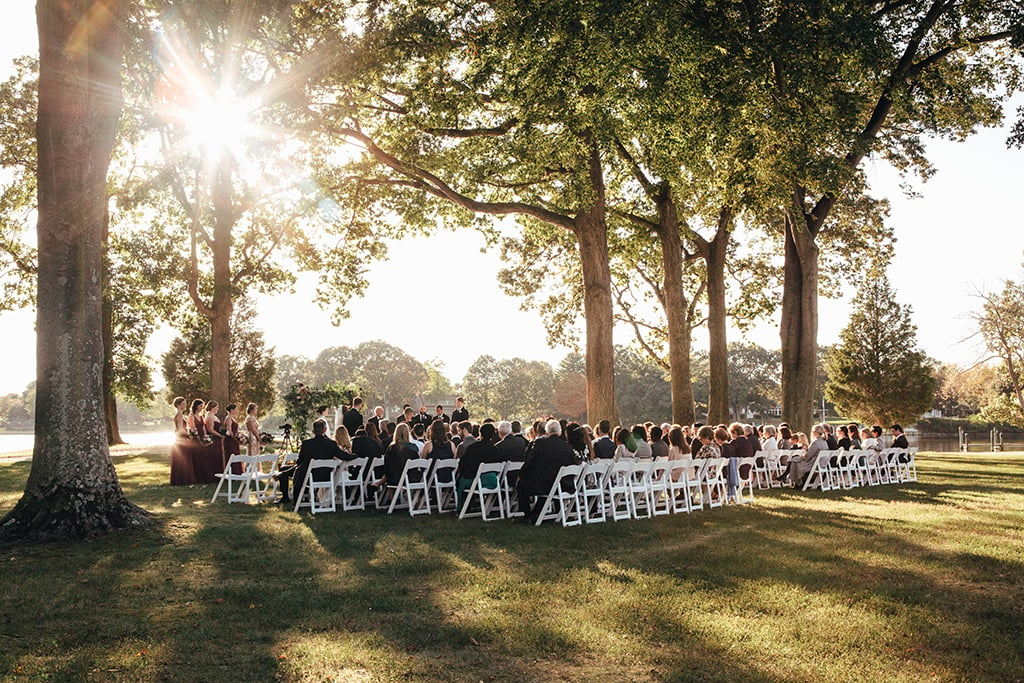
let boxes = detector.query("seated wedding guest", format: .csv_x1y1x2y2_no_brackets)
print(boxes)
667,426,688,460
694,426,720,458
566,422,591,462
716,426,734,458
422,419,456,460
334,425,353,454
451,397,469,423
847,423,861,448
352,424,384,463
745,424,761,454
861,427,880,452
824,424,839,450
778,424,827,487
761,425,778,451
172,396,188,440
836,425,852,450
650,426,669,460
796,432,810,449
245,403,261,456
592,420,616,460
277,419,348,506
456,422,503,505
375,422,420,491
343,397,365,435
518,420,577,523
496,421,527,461
690,423,705,457
891,424,909,449
729,423,753,459
613,427,635,461
632,425,653,459
455,421,476,458
410,423,427,454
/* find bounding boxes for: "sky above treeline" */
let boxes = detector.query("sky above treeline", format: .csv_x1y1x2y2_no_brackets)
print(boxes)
2,2,1023,397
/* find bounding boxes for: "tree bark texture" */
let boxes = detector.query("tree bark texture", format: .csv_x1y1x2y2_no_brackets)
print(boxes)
576,211,618,427
779,211,819,434
1,0,148,542
208,157,234,407
654,192,696,426
703,208,732,425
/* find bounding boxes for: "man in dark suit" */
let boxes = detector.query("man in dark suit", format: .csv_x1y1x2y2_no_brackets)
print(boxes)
343,396,365,435
277,420,346,505
517,420,577,523
496,421,527,461
592,420,616,460
451,397,469,424
891,424,909,449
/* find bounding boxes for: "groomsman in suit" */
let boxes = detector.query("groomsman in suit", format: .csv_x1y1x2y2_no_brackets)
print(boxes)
451,397,469,424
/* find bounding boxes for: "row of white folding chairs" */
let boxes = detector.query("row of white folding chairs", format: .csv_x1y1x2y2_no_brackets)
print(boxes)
801,447,918,492
211,453,288,505
519,456,757,526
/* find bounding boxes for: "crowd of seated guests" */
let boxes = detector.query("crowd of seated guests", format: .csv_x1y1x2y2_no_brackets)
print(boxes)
183,389,912,511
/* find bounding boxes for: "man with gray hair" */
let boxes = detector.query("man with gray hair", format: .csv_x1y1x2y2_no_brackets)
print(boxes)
517,419,576,522
760,425,778,451
496,420,527,461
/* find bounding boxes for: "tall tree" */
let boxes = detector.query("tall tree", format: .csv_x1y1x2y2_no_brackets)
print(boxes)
1,0,149,541
973,275,1024,418
824,271,935,426
310,0,624,425
734,0,1022,431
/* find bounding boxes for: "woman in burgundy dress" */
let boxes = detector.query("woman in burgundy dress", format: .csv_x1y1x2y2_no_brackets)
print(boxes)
222,403,242,474
169,396,195,485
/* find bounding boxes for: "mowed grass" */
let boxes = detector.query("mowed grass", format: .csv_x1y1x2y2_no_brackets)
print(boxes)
1,452,1022,682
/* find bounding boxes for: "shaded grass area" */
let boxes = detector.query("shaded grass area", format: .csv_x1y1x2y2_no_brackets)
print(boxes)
1,452,1022,682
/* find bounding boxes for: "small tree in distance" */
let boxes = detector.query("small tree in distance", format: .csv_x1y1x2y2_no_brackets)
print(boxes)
824,271,935,427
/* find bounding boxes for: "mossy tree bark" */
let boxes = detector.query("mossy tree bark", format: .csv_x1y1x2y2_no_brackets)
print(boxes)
1,0,149,543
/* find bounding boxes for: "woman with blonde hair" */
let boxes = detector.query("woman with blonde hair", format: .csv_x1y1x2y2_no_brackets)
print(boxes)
334,425,353,453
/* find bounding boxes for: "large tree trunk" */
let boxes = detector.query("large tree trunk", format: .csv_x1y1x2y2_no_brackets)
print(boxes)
208,156,234,407
576,212,618,427
101,203,124,446
780,211,819,434
704,208,732,425
1,0,148,542
654,191,696,426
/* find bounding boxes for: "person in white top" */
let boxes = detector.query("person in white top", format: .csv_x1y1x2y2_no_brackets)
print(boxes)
761,425,779,451
860,427,880,452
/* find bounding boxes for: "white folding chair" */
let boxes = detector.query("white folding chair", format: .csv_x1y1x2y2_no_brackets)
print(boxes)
753,450,774,489
499,460,524,518
605,460,633,521
250,453,282,503
429,458,459,513
735,456,756,504
580,460,611,523
337,457,368,511
667,459,691,513
703,458,727,509
294,459,342,514
878,449,899,484
360,455,386,508
894,447,916,482
649,460,673,516
684,459,708,511
802,451,834,491
459,461,506,521
387,458,433,515
211,454,254,504
534,464,584,527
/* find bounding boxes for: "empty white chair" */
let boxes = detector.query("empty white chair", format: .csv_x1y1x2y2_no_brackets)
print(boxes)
211,454,255,504
459,461,506,521
628,460,655,519
387,458,433,515
684,458,707,511
337,457,368,511
428,458,459,513
250,453,281,503
293,459,342,514
363,455,387,508
534,464,584,526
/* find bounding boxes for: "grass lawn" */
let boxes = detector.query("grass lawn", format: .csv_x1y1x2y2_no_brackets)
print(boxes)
1,450,1022,682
